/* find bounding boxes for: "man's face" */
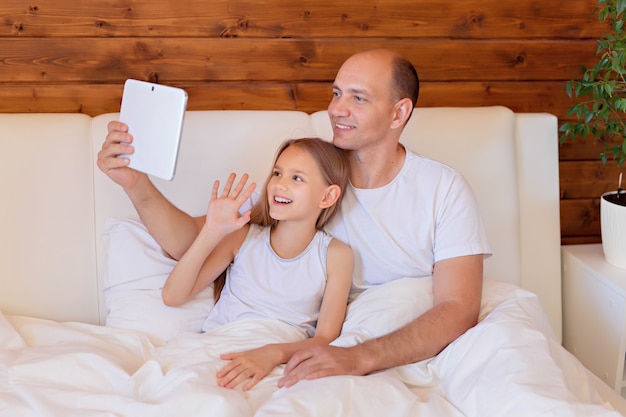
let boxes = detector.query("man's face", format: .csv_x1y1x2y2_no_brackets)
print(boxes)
327,52,398,152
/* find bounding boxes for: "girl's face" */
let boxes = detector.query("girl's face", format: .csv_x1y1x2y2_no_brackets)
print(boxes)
267,145,332,224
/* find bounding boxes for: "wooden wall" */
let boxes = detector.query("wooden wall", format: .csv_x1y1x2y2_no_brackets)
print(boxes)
0,0,617,244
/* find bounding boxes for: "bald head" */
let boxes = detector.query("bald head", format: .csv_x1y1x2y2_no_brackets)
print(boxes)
341,49,419,108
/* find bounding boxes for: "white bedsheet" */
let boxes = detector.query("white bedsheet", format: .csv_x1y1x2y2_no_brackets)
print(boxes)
1,280,623,417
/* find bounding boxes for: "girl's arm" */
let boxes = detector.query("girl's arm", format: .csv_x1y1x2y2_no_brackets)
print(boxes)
161,224,247,307
161,173,256,307
217,238,354,390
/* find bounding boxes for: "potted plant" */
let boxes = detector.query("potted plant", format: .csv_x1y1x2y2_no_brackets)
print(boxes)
559,0,626,268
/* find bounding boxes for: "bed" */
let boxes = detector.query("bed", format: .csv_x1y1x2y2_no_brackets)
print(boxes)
1,106,625,416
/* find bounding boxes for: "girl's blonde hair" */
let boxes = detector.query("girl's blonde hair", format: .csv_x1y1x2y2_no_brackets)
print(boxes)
249,137,350,229
214,137,350,301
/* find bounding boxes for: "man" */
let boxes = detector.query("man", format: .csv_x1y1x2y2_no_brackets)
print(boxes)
97,48,490,388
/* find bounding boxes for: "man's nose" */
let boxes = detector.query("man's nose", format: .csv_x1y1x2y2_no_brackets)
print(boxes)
329,96,347,117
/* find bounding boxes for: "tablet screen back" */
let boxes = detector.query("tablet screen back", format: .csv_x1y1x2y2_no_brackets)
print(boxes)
119,79,188,181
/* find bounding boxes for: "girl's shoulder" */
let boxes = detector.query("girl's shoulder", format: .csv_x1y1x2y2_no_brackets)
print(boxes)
327,236,352,259
325,237,353,285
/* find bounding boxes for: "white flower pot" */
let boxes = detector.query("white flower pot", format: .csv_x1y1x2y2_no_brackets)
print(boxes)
601,191,626,269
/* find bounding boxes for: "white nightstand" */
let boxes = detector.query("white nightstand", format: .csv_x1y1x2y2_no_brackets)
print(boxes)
562,243,626,397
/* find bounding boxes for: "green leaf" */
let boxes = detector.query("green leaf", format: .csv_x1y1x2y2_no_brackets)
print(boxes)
565,82,573,98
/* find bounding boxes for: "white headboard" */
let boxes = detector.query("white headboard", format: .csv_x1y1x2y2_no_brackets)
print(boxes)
0,107,561,340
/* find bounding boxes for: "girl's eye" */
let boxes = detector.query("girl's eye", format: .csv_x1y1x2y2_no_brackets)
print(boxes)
272,170,281,177
293,175,303,182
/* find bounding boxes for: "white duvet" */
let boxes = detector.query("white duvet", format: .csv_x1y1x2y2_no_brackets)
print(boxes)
1,278,623,417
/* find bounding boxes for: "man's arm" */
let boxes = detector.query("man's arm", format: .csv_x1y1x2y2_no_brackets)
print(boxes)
278,254,483,387
97,120,204,259
126,173,205,260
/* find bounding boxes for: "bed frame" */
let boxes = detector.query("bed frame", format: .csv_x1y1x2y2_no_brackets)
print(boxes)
5,106,626,415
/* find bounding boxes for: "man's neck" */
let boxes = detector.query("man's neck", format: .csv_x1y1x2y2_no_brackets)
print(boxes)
348,143,406,189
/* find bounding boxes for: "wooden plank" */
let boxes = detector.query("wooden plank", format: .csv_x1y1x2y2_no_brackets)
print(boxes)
0,84,122,115
0,38,598,83
0,0,606,39
298,83,578,114
558,136,625,161
0,83,304,115
560,199,601,236
0,80,583,116
559,161,625,199
561,235,602,245
419,81,572,113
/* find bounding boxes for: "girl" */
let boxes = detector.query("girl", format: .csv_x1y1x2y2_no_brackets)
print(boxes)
162,138,353,391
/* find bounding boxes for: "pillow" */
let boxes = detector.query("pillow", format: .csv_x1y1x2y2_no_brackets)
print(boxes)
333,277,434,347
102,218,215,344
333,276,537,348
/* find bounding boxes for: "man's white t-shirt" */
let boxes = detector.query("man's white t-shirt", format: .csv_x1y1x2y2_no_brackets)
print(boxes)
325,149,491,294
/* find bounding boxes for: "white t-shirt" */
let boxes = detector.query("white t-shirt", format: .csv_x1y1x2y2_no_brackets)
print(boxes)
202,224,332,337
325,149,491,294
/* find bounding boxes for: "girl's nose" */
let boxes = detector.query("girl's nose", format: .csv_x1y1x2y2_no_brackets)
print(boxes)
274,177,288,190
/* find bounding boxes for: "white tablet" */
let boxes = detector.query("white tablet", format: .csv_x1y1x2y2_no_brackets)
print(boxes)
119,79,188,181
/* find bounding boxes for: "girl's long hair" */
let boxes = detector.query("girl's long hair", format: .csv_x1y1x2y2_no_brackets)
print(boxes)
213,137,350,301
249,137,349,229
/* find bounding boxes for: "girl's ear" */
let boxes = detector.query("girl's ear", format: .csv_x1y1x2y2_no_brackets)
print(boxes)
319,184,342,209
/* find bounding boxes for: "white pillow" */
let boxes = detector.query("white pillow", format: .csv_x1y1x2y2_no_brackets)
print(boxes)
333,277,434,347
102,218,215,344
333,276,536,347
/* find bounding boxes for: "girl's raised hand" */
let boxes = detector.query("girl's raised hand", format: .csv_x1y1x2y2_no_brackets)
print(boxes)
204,173,256,235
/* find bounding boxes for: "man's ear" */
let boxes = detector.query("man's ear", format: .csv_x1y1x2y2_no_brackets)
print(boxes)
390,98,413,130
319,184,342,209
